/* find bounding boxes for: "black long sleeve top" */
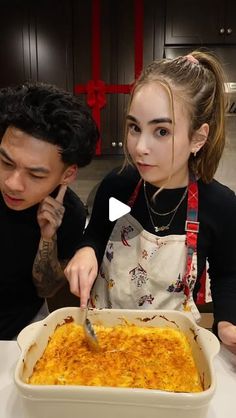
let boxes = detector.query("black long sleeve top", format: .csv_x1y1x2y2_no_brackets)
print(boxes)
80,165,236,327
0,187,86,339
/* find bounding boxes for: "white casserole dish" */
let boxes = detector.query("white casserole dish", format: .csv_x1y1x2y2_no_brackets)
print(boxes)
15,307,220,418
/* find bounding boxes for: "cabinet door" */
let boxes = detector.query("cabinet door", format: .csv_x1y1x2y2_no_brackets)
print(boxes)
29,0,74,91
224,0,236,43
73,0,164,155
144,0,165,62
99,0,134,155
105,0,166,155
0,0,30,88
73,0,130,155
165,0,224,45
100,0,164,155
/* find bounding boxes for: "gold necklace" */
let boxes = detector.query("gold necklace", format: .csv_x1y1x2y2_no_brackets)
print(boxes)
143,181,187,216
143,182,187,233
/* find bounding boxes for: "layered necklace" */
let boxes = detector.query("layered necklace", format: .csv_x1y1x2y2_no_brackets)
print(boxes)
143,181,188,233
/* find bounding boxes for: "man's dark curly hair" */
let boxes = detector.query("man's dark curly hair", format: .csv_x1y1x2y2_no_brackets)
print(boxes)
0,82,99,167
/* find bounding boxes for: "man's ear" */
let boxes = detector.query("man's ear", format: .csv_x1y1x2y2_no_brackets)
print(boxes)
191,123,209,154
61,165,78,185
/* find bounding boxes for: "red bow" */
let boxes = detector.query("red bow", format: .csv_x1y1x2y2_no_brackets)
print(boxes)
86,80,106,109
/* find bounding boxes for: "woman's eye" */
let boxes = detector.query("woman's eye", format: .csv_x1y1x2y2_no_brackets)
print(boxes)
127,123,140,134
156,128,169,137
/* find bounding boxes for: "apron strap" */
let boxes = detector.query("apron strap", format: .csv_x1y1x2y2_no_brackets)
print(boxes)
127,179,143,207
183,174,199,298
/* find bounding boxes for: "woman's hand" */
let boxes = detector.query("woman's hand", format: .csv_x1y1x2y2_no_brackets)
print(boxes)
64,247,98,307
37,185,67,241
218,321,236,354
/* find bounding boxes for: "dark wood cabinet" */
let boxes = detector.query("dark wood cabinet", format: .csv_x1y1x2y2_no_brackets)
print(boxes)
99,0,134,155
4,0,236,154
0,0,74,91
224,1,236,43
98,0,165,154
28,0,74,91
165,0,236,45
0,0,165,155
0,0,30,88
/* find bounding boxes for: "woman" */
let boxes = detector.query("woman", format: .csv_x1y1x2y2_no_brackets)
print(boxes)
65,51,236,351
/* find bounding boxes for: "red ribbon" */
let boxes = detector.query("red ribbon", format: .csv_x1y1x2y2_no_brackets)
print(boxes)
86,80,106,109
74,0,144,155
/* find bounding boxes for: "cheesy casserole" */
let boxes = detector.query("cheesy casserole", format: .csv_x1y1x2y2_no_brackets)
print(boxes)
28,321,202,392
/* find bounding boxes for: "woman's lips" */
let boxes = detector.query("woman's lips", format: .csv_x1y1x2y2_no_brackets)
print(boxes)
137,162,155,172
3,192,24,206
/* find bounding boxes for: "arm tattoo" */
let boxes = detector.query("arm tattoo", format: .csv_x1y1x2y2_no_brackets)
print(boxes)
32,235,67,298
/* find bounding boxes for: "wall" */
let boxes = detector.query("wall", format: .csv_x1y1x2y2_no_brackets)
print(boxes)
215,117,236,192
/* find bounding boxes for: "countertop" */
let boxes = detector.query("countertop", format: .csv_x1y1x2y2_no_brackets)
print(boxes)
1,340,236,418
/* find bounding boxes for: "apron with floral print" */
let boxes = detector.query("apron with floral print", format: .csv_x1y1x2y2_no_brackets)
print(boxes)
91,177,204,321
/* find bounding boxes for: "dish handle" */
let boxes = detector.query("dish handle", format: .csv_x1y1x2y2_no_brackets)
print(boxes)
17,320,43,352
198,326,220,358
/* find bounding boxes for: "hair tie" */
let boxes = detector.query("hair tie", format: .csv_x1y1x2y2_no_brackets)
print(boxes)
185,54,199,64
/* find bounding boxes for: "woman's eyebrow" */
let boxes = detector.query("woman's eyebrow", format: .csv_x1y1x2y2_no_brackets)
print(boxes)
126,115,138,123
126,115,172,125
148,117,172,125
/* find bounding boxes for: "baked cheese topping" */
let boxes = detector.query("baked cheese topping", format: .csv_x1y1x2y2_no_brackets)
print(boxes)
28,322,203,392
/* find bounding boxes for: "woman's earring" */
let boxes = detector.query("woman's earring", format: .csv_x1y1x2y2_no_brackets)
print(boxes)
193,150,197,157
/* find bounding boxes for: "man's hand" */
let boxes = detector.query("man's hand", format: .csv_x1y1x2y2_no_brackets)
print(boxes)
37,185,67,241
218,321,236,354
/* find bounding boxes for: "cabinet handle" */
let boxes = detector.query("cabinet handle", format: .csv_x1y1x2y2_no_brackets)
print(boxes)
118,142,123,147
227,28,232,34
219,28,225,34
111,142,117,147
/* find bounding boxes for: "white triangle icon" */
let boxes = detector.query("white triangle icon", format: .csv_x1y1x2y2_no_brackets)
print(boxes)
109,197,131,222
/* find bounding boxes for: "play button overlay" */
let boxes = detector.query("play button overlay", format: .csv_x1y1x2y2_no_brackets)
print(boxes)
109,197,131,222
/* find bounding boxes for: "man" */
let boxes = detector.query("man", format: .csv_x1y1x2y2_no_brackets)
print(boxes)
0,82,99,339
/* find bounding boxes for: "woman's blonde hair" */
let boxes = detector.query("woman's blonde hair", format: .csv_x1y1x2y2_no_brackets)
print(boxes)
123,50,227,183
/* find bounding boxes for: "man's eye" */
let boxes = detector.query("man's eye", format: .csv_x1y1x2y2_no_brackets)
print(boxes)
29,173,46,179
0,159,13,167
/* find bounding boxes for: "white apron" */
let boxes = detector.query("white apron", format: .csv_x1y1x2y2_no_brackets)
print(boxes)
90,177,205,321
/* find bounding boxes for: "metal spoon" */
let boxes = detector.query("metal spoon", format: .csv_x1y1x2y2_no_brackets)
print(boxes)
81,307,99,351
